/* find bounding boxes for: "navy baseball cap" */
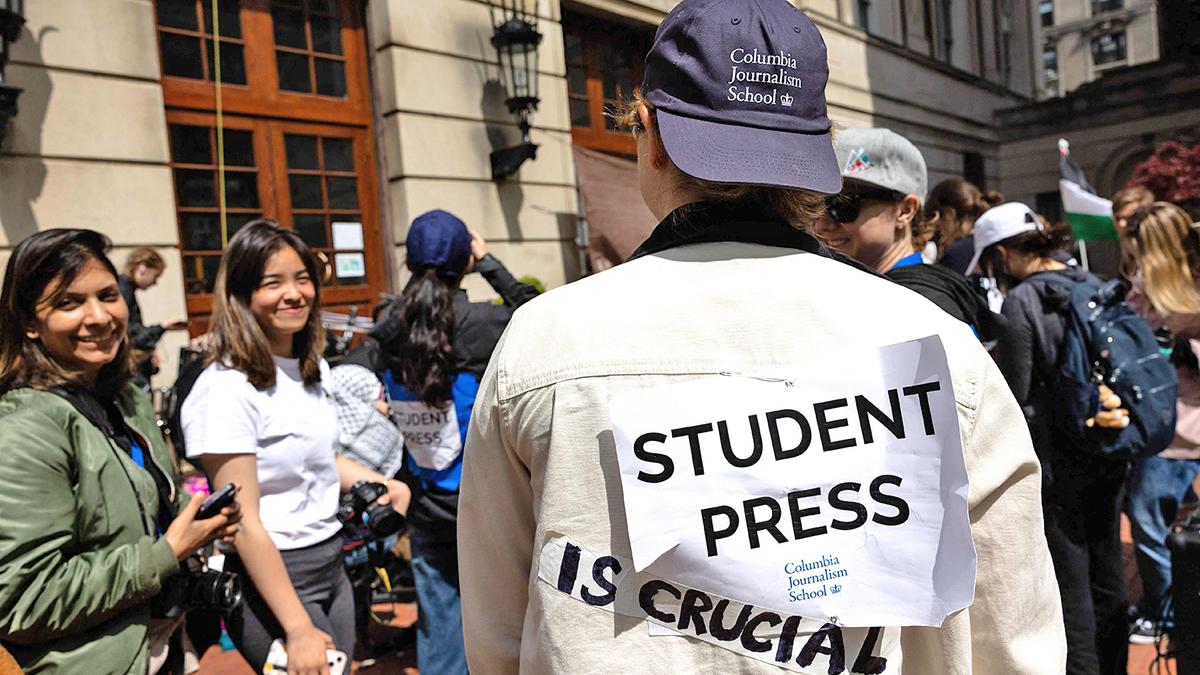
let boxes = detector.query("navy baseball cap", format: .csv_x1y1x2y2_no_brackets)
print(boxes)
641,0,841,194
406,209,473,276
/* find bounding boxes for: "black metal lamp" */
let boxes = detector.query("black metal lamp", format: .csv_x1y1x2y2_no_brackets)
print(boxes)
489,3,542,180
0,0,25,147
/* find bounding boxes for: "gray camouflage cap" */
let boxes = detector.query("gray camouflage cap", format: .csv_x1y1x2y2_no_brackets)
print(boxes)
833,128,928,202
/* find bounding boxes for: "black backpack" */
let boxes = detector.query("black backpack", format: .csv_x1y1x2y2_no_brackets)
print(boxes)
1050,278,1177,460
162,347,207,457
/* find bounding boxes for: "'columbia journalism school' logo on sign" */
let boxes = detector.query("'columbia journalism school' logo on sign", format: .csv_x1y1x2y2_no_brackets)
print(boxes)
727,48,803,107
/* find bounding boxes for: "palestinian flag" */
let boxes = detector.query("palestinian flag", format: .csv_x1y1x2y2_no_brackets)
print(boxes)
1059,138,1117,242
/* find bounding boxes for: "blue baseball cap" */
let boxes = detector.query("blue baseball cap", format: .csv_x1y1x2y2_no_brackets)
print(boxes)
406,210,473,276
641,0,841,194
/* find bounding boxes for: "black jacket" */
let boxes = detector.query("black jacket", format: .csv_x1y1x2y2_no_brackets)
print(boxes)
995,266,1100,456
939,235,976,275
119,275,165,385
886,262,1006,342
119,275,166,351
348,254,540,539
364,254,540,379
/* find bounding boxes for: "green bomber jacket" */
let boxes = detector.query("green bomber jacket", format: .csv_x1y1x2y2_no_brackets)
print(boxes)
0,384,183,674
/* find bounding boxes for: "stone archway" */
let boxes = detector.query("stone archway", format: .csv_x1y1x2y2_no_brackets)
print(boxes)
1097,138,1154,198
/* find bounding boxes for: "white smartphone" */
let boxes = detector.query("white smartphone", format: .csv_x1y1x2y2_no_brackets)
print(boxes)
263,638,348,675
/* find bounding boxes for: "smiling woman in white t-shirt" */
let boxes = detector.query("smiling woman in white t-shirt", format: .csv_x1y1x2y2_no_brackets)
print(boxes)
181,221,408,675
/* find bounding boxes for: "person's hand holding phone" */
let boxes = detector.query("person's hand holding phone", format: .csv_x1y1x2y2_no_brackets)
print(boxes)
285,624,335,675
163,486,242,560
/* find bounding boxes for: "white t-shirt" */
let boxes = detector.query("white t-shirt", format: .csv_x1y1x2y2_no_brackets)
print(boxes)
182,356,342,550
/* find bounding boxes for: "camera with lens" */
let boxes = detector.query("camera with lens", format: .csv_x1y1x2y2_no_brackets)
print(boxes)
152,554,243,619
337,481,404,540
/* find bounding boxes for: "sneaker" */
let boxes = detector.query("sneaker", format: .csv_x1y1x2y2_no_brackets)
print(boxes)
1128,617,1160,645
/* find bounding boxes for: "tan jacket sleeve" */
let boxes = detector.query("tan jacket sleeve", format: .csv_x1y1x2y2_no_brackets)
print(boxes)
459,345,536,674
904,353,1067,672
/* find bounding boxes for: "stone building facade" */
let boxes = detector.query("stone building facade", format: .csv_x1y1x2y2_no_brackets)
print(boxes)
1034,0,1159,100
0,0,1074,386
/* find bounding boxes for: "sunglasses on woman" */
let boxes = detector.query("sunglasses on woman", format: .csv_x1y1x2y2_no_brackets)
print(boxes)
825,187,904,224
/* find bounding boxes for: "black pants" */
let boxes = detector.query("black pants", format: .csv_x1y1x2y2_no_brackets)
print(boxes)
225,534,355,671
1042,455,1129,675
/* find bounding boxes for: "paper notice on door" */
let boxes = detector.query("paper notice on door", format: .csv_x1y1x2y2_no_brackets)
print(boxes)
332,221,364,250
334,252,365,279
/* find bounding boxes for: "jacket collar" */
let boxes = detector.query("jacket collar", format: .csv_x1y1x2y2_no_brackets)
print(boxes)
627,200,881,278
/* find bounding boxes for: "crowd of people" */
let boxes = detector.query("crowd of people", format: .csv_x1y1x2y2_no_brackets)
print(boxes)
0,0,1196,674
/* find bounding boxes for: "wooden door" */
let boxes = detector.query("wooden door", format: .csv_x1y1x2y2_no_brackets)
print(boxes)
155,0,384,329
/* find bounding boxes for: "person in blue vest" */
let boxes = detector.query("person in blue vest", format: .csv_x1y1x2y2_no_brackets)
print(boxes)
368,209,539,674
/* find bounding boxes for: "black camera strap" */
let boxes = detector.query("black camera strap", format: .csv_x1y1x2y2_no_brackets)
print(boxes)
49,387,175,535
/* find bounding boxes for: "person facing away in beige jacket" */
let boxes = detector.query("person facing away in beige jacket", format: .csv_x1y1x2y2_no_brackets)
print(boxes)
458,1,1065,673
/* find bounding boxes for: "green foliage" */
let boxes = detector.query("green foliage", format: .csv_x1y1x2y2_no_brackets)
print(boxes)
495,275,546,304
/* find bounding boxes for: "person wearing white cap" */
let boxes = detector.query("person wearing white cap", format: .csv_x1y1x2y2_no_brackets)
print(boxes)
980,202,1132,675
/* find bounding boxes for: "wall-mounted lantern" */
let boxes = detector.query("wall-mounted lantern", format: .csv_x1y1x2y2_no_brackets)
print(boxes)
489,2,542,181
0,0,25,147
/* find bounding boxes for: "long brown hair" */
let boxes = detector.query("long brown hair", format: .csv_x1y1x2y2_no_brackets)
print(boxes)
925,178,1003,254
612,94,827,227
1127,202,1200,316
0,229,132,398
378,267,457,407
206,220,325,390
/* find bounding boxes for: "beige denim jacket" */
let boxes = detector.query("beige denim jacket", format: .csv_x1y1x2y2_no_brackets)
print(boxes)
459,239,1066,674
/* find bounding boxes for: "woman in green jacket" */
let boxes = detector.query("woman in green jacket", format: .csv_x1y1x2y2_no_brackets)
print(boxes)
0,229,240,674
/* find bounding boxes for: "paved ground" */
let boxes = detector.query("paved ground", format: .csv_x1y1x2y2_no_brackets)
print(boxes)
1123,511,1177,675
197,601,418,674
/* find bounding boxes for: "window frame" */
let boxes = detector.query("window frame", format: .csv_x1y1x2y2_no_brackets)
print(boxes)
1090,29,1127,68
156,0,249,85
856,0,872,32
157,0,385,320
1092,0,1123,16
1042,44,1058,82
165,111,386,315
936,0,954,64
1039,0,1054,28
155,0,372,127
562,13,653,157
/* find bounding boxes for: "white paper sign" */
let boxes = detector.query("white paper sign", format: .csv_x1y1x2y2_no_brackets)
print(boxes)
537,534,900,673
334,252,366,279
332,221,364,250
389,400,462,470
608,335,974,628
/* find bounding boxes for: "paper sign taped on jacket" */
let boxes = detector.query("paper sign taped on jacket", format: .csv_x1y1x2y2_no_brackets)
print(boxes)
608,335,975,628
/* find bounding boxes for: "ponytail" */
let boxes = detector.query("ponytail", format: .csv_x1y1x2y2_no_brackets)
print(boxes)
925,179,1001,253
388,268,456,407
981,190,1005,210
977,223,1072,280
